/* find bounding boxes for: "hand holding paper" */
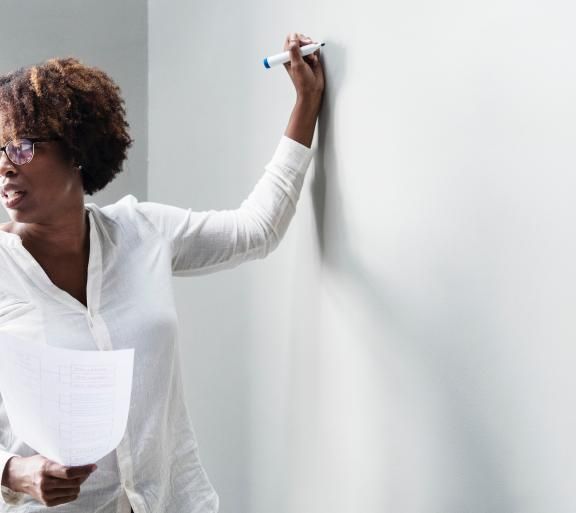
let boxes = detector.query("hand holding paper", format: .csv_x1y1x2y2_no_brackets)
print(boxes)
2,453,97,507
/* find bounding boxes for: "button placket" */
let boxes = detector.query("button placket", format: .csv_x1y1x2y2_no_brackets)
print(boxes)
87,310,94,329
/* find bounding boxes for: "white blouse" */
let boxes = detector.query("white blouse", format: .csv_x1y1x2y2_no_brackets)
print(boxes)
0,134,314,512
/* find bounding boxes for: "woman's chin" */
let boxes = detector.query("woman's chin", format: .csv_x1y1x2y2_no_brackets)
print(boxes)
5,209,32,223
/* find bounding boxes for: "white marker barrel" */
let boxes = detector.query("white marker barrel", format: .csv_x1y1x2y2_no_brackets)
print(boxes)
263,42,325,69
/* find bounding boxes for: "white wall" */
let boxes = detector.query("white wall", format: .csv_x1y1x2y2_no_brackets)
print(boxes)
150,1,576,512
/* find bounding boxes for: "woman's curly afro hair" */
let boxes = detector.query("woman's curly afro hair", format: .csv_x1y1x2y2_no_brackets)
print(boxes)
0,56,134,195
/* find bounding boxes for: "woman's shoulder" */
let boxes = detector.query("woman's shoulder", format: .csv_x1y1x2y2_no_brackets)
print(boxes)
96,194,166,241
97,193,139,215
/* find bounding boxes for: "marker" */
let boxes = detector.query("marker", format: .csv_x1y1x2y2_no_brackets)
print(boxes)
263,42,325,69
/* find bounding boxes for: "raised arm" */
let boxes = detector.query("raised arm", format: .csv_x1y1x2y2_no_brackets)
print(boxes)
122,31,325,276
282,31,325,148
131,132,314,276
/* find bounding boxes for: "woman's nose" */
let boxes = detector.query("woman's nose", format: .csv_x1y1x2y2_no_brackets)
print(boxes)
0,159,17,181
0,150,12,167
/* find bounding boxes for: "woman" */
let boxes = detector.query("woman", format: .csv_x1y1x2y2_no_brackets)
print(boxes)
0,31,324,512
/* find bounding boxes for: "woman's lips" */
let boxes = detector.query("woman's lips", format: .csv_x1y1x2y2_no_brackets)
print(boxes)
2,190,27,208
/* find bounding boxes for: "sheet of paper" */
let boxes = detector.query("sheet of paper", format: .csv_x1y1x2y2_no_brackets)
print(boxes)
0,333,134,466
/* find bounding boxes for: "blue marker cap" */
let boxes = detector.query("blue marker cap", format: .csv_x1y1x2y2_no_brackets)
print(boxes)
263,57,270,69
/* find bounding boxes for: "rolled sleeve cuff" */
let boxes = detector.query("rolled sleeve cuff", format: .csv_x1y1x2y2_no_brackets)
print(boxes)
270,135,315,176
0,452,26,505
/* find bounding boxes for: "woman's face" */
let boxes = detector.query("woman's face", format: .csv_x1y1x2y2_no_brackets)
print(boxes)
0,134,84,225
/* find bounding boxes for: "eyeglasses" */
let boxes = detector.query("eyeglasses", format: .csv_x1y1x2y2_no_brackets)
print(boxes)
0,137,61,166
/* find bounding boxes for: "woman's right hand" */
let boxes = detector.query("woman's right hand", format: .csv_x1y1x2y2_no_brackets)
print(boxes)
283,32,325,102
2,454,97,507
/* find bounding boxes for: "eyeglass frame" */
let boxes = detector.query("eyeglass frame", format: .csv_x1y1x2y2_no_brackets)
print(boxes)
0,137,62,166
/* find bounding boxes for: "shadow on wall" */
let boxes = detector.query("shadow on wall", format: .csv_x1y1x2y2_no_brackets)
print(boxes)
313,40,346,262
301,40,518,509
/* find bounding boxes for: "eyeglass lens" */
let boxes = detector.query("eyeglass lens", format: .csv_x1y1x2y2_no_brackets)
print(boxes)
2,139,35,165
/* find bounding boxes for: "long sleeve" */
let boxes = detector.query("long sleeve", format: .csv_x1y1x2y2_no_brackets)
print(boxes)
0,450,26,505
133,134,314,276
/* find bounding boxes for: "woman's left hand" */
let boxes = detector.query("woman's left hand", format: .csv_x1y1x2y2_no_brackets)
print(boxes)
283,32,325,102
